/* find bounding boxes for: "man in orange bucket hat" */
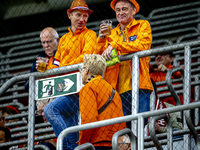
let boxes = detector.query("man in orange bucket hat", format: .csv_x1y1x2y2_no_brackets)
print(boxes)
95,0,153,129
44,0,96,150
53,0,96,67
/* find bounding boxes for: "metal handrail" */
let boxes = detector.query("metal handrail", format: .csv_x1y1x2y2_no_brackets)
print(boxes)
149,114,173,150
10,122,51,133
149,7,200,21
112,128,137,150
149,1,200,18
166,67,184,106
56,102,200,150
177,33,200,44
152,27,199,38
16,145,50,150
74,143,95,150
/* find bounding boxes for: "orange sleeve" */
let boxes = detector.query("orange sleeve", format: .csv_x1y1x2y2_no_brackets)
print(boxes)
54,36,65,62
95,36,109,54
79,85,98,145
172,66,184,78
109,20,152,53
68,31,97,65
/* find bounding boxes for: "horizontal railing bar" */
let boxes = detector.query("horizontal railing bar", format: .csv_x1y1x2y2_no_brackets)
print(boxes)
119,40,200,61
12,127,54,139
0,93,28,102
57,101,200,149
10,122,51,133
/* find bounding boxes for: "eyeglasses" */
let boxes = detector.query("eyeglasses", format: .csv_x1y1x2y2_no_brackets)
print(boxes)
79,67,88,73
41,39,54,45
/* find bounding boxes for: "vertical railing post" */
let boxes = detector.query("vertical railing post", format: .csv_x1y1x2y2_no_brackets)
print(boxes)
138,116,144,150
28,76,36,150
132,55,139,144
183,45,191,150
195,76,200,126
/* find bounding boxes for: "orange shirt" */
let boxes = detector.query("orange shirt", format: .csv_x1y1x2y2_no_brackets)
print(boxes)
79,75,126,147
55,27,96,67
95,19,153,94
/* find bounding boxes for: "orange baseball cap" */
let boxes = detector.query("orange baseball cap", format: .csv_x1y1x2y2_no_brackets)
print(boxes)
67,0,93,15
110,0,140,14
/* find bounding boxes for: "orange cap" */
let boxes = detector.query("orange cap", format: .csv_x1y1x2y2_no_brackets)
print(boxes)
67,0,93,15
110,0,140,14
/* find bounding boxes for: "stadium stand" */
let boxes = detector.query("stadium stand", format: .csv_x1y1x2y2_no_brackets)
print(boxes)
0,1,200,149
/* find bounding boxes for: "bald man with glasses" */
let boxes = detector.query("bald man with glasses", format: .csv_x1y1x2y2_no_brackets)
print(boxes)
24,27,60,91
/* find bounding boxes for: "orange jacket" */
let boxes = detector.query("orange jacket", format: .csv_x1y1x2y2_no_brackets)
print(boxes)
150,64,183,105
79,75,126,147
54,27,96,67
95,19,153,94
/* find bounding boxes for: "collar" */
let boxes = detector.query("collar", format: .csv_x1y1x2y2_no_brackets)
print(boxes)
116,18,139,35
85,75,103,84
86,75,95,84
68,26,87,35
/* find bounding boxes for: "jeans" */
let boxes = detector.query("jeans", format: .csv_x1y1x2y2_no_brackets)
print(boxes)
120,89,151,128
41,142,56,150
44,94,79,150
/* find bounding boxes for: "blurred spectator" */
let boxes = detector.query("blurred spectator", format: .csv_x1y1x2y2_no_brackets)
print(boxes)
1,106,21,127
44,0,96,149
153,98,182,134
95,0,153,127
150,52,183,105
1,106,26,149
0,127,11,150
24,27,59,91
148,78,183,139
35,98,56,150
78,54,126,150
0,111,5,127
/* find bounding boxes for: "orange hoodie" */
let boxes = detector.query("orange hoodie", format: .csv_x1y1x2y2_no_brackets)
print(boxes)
79,75,126,147
95,19,153,94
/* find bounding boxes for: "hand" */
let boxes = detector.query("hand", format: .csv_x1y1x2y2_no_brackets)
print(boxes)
155,122,162,132
155,64,169,72
35,57,41,71
99,24,109,39
102,45,113,60
44,139,56,147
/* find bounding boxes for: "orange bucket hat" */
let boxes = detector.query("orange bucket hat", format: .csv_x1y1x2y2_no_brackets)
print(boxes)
110,0,140,14
67,0,93,15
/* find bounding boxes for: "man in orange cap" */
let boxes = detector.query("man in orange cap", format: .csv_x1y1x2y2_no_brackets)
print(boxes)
44,0,96,149
95,0,153,128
